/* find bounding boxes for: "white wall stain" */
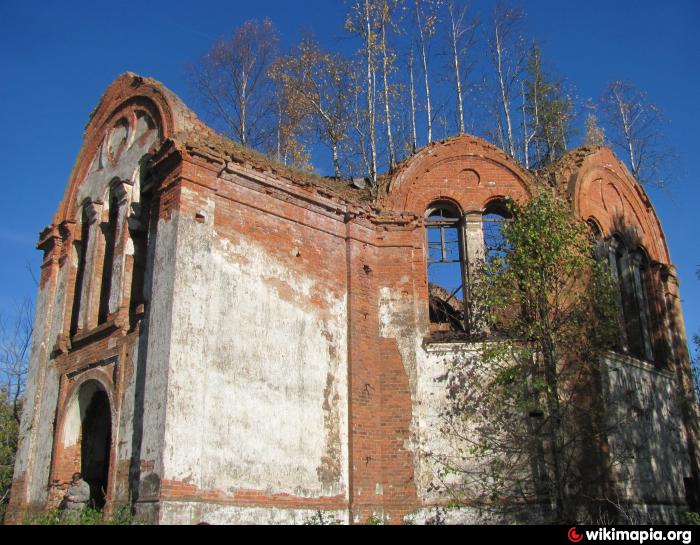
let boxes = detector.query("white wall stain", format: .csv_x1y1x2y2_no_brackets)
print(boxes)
159,500,349,525
160,188,348,500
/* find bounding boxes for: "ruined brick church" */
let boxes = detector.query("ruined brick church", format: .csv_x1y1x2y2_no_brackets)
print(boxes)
7,73,698,524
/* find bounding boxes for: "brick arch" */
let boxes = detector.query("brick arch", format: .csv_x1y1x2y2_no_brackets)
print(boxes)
570,148,670,264
51,367,118,506
383,134,533,215
57,72,202,224
60,372,116,449
425,196,464,216
482,195,514,216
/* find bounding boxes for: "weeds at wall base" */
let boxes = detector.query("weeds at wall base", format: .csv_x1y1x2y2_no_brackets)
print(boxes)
22,504,138,525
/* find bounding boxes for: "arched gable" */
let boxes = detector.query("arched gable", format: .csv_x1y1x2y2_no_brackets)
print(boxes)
382,134,533,215
568,147,670,264
57,72,203,224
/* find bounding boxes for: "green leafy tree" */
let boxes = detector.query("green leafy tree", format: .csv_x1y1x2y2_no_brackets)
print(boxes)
435,190,619,523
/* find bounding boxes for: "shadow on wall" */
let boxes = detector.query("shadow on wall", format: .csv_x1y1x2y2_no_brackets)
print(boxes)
128,159,161,513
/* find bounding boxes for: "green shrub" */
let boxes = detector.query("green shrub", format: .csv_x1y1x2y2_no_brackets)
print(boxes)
684,512,700,525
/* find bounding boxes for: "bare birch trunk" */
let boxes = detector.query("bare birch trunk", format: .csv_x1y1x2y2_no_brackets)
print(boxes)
494,22,514,158
240,70,248,146
381,16,396,170
366,0,377,183
449,3,465,134
332,141,340,179
415,1,432,144
522,82,529,168
409,49,417,154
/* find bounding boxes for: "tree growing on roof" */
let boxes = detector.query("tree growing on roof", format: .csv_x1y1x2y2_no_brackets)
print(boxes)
270,36,354,179
413,0,441,145
522,41,574,168
346,0,381,185
486,1,527,159
186,19,281,152
584,113,606,147
600,80,674,188
444,0,479,136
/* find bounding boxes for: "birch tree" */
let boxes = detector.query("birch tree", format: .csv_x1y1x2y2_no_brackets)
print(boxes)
378,0,400,170
523,42,574,167
271,81,310,169
414,0,440,144
487,1,526,159
349,67,372,178
584,113,606,147
271,37,354,179
408,47,418,154
601,80,671,187
445,0,478,135
346,1,380,185
187,19,280,150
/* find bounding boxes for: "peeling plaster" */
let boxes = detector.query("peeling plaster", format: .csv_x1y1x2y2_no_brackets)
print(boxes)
159,500,349,525
160,194,348,499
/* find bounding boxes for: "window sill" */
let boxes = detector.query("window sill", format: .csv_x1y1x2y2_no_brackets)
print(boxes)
605,350,671,375
425,329,470,343
69,317,121,350
420,341,671,376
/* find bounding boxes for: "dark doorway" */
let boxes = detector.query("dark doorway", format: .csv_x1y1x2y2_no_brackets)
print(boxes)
81,388,112,509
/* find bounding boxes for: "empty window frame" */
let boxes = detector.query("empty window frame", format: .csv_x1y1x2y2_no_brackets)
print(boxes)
608,238,654,362
129,171,155,326
482,201,510,266
97,188,120,324
426,203,467,332
70,206,91,336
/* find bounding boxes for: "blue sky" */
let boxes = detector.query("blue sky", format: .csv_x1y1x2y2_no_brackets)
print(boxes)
0,0,698,351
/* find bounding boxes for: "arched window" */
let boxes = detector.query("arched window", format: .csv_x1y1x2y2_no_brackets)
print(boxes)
424,199,515,337
482,200,510,265
97,187,120,324
70,206,91,336
587,219,603,241
129,167,155,326
608,238,654,361
426,202,466,332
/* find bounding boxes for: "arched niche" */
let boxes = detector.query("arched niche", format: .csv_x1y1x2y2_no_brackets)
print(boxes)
55,72,202,226
571,148,670,265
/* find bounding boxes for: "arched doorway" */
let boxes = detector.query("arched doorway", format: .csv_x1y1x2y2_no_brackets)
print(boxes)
81,387,111,509
62,380,112,510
